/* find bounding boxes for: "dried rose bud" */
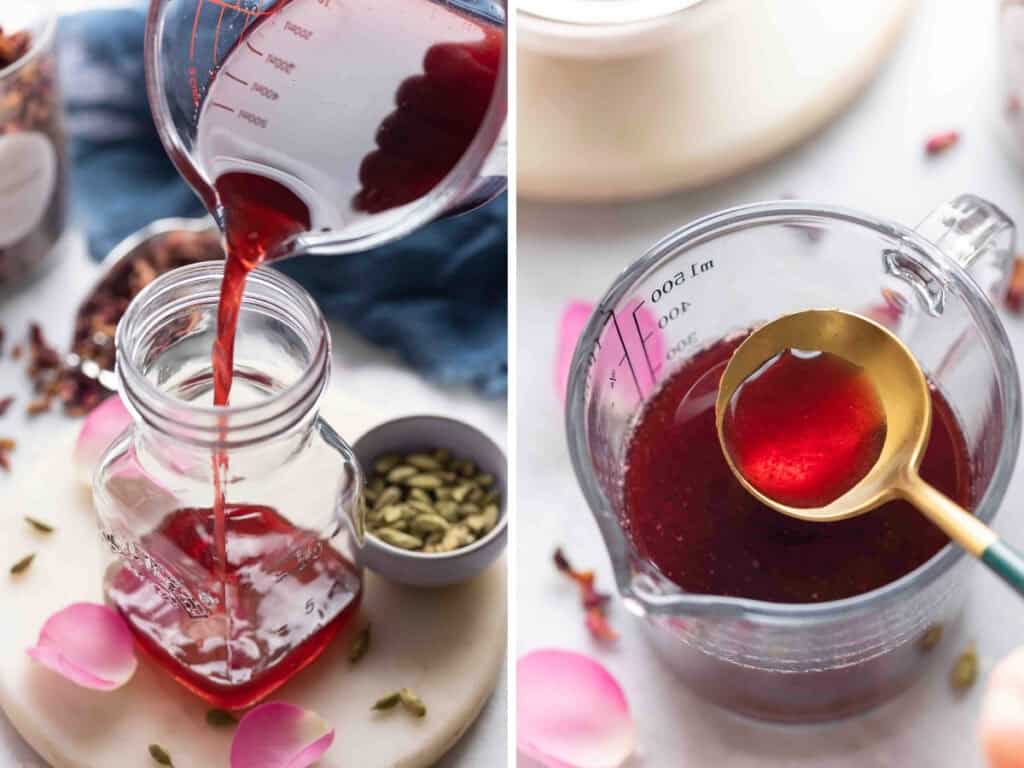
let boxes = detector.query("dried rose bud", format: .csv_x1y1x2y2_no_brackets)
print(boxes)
925,130,960,156
1005,257,1024,314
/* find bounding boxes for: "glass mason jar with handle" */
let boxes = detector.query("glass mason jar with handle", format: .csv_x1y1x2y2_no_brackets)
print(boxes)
566,195,1021,722
93,263,364,710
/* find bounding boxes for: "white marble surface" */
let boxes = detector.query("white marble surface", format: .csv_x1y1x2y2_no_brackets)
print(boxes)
517,1,1024,766
0,4,507,766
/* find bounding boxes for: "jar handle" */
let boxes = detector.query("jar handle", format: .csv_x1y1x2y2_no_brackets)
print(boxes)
915,194,1017,301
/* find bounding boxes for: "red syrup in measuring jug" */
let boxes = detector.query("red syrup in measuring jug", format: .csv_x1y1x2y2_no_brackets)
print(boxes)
108,1,502,706
624,335,973,604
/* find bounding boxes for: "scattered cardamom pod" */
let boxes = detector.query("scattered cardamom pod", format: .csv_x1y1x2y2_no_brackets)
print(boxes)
365,447,503,555
919,624,943,652
399,688,427,717
10,553,34,575
951,645,979,692
373,692,402,711
350,624,371,664
148,744,174,766
205,708,238,727
24,516,54,533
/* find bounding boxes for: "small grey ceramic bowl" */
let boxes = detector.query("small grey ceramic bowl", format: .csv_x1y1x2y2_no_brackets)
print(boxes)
353,415,508,588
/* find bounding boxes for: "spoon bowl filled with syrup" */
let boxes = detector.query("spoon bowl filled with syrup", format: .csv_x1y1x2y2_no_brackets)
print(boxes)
715,309,1024,597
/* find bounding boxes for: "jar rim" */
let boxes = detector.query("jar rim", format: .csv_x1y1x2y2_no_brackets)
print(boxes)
116,262,330,448
565,199,1023,626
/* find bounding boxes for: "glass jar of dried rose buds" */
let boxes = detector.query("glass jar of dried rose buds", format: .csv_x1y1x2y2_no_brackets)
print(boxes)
0,5,67,292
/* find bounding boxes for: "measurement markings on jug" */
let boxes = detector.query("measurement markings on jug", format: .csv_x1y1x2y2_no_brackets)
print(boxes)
284,21,313,40
266,53,295,74
666,331,699,363
239,109,268,128
649,259,715,304
251,81,279,101
607,310,643,399
101,530,209,618
224,70,249,87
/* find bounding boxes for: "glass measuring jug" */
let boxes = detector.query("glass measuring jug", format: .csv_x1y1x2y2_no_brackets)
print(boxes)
566,195,1022,722
93,263,363,709
146,0,506,258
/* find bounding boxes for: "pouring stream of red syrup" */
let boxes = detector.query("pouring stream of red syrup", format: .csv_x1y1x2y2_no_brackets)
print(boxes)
126,5,506,705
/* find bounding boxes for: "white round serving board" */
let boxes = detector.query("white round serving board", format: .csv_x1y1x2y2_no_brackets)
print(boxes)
0,391,506,768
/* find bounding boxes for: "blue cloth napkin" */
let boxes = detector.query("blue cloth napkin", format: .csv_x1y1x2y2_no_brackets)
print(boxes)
57,9,507,397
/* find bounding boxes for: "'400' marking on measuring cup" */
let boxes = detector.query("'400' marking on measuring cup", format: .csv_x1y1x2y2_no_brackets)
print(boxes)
593,258,716,400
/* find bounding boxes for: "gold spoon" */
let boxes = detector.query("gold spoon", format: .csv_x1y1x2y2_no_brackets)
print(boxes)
715,308,1024,597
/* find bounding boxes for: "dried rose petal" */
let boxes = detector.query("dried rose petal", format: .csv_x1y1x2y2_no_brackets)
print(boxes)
73,394,131,484
1006,257,1024,315
585,609,618,642
26,603,137,691
230,702,335,768
518,649,635,768
981,646,1024,768
554,548,616,642
925,130,960,156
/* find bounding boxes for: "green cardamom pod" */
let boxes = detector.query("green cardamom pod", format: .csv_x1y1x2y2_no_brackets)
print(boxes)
375,528,424,550
399,688,427,717
373,692,402,711
386,465,418,483
349,625,371,663
406,474,443,489
9,553,34,575
407,454,442,471
148,744,174,766
412,513,450,535
205,709,238,727
951,646,978,692
374,454,402,474
24,516,54,533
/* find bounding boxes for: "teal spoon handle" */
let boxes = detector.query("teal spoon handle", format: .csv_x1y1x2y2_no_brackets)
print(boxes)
981,540,1024,598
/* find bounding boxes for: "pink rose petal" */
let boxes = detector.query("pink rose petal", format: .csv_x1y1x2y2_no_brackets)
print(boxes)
518,649,635,768
981,646,1024,768
26,603,137,691
555,301,593,403
231,702,335,768
73,395,131,485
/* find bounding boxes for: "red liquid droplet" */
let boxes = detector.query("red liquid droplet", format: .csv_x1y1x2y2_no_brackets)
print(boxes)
722,349,887,508
624,335,972,604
